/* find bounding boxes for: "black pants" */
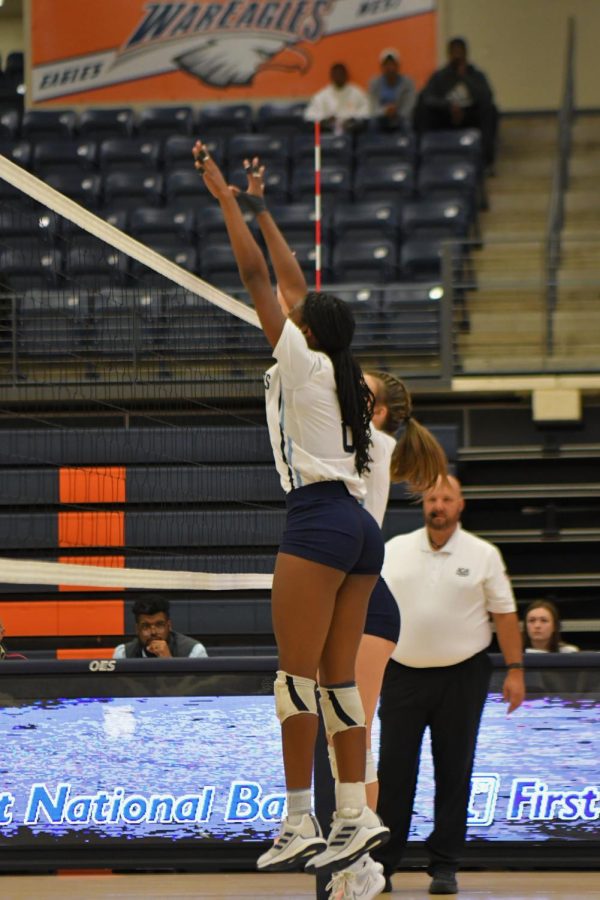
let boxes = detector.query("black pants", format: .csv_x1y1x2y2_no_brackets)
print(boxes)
415,102,498,165
374,650,491,876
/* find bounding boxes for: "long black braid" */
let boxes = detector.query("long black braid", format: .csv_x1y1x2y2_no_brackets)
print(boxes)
302,292,374,475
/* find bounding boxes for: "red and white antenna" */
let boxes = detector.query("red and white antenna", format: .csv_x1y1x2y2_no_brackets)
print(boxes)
314,120,322,290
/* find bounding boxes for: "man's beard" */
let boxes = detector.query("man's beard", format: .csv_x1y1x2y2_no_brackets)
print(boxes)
427,513,448,530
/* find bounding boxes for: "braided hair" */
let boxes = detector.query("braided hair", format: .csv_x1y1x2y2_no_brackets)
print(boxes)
302,292,373,475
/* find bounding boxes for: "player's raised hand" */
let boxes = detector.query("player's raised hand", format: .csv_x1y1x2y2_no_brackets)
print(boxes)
243,156,266,197
192,140,230,200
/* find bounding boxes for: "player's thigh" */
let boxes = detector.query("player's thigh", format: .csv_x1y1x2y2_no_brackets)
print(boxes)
271,551,346,677
319,573,379,685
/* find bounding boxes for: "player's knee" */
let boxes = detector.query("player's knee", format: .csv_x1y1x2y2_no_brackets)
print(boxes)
274,670,318,723
318,682,366,737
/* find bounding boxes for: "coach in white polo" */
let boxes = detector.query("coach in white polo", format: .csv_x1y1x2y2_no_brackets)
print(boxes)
373,475,524,896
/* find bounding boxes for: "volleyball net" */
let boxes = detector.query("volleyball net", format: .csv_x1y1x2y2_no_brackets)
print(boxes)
0,152,281,598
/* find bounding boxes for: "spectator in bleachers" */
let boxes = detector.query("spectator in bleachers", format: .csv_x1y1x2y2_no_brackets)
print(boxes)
113,596,207,659
414,36,498,168
368,48,416,132
0,619,6,660
523,600,579,653
304,62,370,134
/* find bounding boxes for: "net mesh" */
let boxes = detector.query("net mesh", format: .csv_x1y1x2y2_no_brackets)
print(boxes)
0,153,280,598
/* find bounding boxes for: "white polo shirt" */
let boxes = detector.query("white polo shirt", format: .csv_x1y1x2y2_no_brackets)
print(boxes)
383,525,516,668
264,319,365,501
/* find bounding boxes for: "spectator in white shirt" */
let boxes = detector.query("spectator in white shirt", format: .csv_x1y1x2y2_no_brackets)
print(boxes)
373,475,525,895
304,62,370,133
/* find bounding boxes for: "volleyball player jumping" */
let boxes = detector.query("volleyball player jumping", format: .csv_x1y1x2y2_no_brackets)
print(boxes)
193,143,444,878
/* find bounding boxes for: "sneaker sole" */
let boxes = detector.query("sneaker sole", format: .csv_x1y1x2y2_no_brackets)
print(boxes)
307,828,390,874
257,839,327,873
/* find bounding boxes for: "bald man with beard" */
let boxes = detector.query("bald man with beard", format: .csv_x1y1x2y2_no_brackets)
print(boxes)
373,476,524,895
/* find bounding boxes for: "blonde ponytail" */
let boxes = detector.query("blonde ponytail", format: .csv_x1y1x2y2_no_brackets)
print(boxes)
366,370,448,493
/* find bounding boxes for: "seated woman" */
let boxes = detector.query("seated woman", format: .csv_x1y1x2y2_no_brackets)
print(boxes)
523,600,579,653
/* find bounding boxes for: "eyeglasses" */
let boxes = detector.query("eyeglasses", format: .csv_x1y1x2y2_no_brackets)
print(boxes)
137,620,168,632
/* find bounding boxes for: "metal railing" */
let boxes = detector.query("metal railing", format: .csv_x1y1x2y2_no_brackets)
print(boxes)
545,16,576,354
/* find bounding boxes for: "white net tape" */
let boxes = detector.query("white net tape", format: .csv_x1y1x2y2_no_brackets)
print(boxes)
0,153,260,327
0,557,273,591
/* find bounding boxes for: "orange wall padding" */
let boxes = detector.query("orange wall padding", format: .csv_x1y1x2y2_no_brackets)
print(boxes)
58,599,124,636
59,467,126,504
2,601,59,636
56,648,115,660
2,600,124,636
58,511,125,548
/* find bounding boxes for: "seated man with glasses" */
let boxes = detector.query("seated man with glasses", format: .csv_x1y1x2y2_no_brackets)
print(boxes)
113,596,208,659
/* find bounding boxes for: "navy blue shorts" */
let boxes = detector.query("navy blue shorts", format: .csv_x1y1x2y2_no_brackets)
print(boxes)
279,481,384,575
364,577,400,644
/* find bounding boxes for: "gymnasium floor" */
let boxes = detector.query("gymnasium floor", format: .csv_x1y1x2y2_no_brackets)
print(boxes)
1,871,599,899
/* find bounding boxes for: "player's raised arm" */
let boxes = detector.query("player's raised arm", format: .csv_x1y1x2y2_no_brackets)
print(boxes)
237,157,308,312
192,141,285,347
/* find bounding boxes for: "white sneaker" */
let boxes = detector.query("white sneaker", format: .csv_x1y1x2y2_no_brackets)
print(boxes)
326,855,387,899
257,813,326,872
306,806,389,873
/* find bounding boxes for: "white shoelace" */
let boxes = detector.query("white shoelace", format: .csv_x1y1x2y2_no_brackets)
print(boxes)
326,869,356,900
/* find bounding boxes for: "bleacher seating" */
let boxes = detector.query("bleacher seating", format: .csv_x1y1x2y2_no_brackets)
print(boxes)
0,100,485,303
332,238,397,284
0,138,31,168
333,201,400,243
129,207,196,245
354,161,415,202
103,170,163,208
45,171,102,209
21,109,77,141
64,235,129,289
291,162,352,202
0,102,496,390
33,139,97,176
256,101,308,136
17,289,90,357
79,107,135,139
137,105,193,138
197,102,253,137
0,244,62,290
227,133,289,170
98,137,162,172
355,132,416,166
0,109,19,139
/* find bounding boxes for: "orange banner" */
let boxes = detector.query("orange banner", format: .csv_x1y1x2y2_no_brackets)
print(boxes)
29,0,436,106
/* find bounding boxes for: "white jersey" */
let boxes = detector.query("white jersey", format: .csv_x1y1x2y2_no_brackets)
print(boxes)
264,319,365,501
363,429,396,527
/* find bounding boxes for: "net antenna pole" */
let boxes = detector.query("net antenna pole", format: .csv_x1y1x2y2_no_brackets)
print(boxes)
0,153,260,329
314,121,322,291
